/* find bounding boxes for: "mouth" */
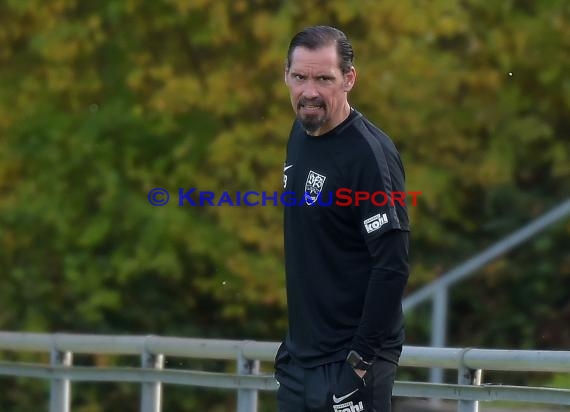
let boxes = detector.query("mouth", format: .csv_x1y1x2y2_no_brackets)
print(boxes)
298,100,325,114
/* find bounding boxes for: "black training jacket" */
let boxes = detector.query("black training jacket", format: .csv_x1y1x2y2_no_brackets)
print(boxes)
281,108,410,368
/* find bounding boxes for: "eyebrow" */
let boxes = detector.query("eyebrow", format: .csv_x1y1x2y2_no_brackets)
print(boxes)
289,71,337,79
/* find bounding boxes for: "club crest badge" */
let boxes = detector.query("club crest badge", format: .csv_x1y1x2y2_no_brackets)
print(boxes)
304,170,326,205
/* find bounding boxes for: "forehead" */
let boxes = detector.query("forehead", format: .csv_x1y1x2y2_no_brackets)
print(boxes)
289,45,341,73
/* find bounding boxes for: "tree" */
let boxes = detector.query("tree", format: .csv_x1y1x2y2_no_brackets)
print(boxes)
0,0,568,410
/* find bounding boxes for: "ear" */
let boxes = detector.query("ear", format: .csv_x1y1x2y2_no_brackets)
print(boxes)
343,66,356,92
284,69,289,85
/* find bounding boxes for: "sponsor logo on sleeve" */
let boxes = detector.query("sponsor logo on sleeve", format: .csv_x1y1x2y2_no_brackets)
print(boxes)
363,213,388,234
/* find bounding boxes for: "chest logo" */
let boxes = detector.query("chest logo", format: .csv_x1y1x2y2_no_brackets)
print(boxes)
304,170,327,205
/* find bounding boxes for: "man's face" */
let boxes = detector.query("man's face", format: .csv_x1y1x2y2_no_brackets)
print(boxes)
285,44,356,136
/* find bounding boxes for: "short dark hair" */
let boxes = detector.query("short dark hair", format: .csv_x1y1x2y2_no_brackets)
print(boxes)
286,26,354,74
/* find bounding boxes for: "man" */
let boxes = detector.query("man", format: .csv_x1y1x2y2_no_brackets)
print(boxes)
275,26,411,412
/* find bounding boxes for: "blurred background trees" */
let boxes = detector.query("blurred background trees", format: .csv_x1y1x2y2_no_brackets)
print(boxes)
0,0,568,410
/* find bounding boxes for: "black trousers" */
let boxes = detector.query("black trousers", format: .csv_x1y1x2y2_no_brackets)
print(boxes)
275,353,398,412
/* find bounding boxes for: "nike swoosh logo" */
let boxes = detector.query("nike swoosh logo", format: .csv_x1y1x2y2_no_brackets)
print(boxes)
283,165,293,172
332,388,358,404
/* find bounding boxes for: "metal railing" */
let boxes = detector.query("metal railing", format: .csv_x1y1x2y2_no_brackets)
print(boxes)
1,332,569,412
402,198,570,384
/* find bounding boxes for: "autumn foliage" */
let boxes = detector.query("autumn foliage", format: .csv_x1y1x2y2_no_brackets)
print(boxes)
0,1,569,410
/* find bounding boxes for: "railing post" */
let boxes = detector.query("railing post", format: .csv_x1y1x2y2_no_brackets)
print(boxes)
140,347,164,412
237,343,260,412
430,288,448,384
428,289,448,408
49,349,72,412
458,349,482,412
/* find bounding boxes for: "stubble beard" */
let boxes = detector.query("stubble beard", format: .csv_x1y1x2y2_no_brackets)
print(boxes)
299,113,326,133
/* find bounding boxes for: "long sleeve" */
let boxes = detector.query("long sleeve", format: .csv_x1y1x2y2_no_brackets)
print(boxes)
350,229,410,361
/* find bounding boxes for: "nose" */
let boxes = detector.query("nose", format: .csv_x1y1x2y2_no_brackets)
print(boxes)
301,80,319,99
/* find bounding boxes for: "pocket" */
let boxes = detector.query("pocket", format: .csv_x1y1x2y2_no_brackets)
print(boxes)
337,361,365,392
346,362,366,388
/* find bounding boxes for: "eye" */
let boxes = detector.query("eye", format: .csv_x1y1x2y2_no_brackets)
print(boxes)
318,76,333,82
294,74,305,81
